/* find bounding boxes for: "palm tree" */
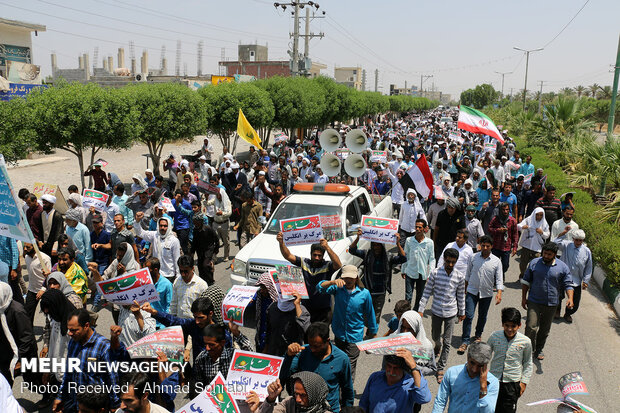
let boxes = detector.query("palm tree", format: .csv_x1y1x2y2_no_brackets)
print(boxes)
588,83,600,99
596,85,612,100
574,85,586,98
529,96,594,150
559,87,575,96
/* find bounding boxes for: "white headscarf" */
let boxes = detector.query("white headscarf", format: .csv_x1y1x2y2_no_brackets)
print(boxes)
0,283,18,379
518,207,549,251
156,217,175,260
396,310,433,353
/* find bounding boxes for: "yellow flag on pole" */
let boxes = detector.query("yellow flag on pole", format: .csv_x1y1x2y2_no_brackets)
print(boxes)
237,109,263,150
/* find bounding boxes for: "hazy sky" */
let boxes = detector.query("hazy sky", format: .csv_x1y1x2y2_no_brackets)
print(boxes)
5,0,620,97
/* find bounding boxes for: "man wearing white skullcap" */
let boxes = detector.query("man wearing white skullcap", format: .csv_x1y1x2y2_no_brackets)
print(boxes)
556,229,592,323
38,194,64,256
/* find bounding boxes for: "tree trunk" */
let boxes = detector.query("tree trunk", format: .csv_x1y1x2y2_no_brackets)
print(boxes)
145,140,161,176
76,148,86,191
88,146,100,189
232,133,240,154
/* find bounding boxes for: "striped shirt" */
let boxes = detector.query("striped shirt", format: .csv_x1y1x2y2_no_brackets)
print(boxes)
170,275,208,318
487,330,533,384
418,266,466,318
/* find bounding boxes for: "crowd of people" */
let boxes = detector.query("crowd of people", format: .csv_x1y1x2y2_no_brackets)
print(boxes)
0,107,595,413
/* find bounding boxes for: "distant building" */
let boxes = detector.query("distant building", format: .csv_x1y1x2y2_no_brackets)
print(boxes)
334,66,362,90
219,43,326,79
0,18,46,79
390,84,419,96
238,44,268,62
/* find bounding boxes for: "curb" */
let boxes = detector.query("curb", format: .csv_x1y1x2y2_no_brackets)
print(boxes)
6,156,70,169
592,265,620,316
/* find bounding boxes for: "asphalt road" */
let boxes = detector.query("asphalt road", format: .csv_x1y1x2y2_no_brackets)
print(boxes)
6,144,620,412
12,239,620,412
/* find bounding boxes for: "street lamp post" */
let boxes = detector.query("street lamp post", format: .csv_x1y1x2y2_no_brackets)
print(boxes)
494,71,513,98
514,46,543,111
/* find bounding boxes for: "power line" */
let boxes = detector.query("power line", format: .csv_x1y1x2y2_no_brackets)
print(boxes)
542,0,591,48
29,0,248,46
0,2,220,54
100,0,285,43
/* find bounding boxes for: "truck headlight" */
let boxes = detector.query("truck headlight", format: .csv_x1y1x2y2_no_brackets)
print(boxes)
232,258,247,276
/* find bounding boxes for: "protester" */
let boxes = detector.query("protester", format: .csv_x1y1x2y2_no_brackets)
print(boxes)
22,241,51,322
517,207,550,279
402,219,435,310
37,288,76,408
433,197,465,258
395,310,437,376
348,229,406,323
277,234,342,323
169,255,208,318
360,349,432,413
192,323,252,397
317,265,378,382
264,292,310,356
54,308,120,412
0,282,38,386
134,213,180,282
247,373,331,413
556,230,592,323
550,206,579,244
431,342,499,412
487,307,533,413
521,242,574,361
489,202,519,278
418,248,466,383
233,190,263,247
281,322,354,412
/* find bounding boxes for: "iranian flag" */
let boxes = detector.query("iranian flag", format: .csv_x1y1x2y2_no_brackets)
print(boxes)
398,153,434,199
458,105,504,144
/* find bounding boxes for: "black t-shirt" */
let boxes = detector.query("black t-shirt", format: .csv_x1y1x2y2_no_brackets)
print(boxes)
294,256,336,311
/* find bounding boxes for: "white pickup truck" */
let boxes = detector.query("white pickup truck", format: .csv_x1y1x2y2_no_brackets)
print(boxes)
230,183,393,285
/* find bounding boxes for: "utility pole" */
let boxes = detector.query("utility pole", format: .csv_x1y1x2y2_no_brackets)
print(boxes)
607,33,620,141
292,3,300,76
420,74,433,97
514,46,543,111
494,71,513,97
600,34,620,197
274,1,323,77
374,69,379,92
538,80,545,114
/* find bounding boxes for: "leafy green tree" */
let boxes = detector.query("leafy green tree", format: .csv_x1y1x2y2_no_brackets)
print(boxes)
199,81,274,151
460,84,498,109
28,82,140,189
257,76,326,141
126,83,207,176
0,98,36,164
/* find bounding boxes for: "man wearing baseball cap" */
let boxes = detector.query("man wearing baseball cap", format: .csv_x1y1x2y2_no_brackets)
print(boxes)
317,265,377,382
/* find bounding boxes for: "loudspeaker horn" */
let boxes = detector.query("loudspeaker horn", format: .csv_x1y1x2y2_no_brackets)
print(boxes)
345,129,369,153
319,129,342,152
344,154,367,178
320,153,342,177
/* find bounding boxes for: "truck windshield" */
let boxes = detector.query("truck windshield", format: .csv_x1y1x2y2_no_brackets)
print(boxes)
265,203,344,241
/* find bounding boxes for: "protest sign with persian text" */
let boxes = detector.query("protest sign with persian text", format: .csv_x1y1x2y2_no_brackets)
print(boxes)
360,215,398,244
82,189,109,212
226,350,284,400
222,285,259,326
96,268,159,306
177,372,240,413
32,182,69,214
280,215,323,246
